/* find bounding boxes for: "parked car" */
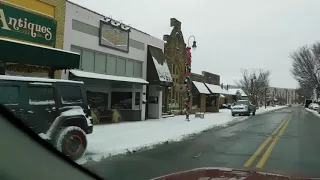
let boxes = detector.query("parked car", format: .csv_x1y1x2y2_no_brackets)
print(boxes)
0,75,93,160
308,103,319,111
312,103,320,111
231,100,256,116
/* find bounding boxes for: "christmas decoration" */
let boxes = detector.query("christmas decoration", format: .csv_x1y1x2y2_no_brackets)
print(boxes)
185,46,192,121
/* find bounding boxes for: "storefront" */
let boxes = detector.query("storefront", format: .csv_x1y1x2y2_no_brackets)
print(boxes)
0,0,74,77
62,1,168,122
190,81,210,113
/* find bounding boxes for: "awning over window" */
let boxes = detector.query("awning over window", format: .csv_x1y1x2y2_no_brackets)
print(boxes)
192,81,210,94
205,83,224,94
69,70,149,84
0,38,80,70
147,45,172,86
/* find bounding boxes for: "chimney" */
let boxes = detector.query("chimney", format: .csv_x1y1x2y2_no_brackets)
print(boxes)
170,18,181,29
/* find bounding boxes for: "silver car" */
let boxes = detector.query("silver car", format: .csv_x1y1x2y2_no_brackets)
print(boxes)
231,100,256,116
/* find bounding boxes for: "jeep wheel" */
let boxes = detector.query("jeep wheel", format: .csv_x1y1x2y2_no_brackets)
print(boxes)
253,111,256,115
232,113,235,116
55,126,87,160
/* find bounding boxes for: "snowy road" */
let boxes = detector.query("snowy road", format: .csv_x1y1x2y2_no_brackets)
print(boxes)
78,106,284,164
84,106,320,180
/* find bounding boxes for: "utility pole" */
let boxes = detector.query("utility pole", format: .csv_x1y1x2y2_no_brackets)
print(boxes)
265,88,267,109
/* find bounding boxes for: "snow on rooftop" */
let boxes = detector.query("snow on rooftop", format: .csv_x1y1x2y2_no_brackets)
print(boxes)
70,70,148,84
152,57,172,82
0,75,83,84
192,81,210,94
221,88,234,95
227,89,248,96
205,83,224,94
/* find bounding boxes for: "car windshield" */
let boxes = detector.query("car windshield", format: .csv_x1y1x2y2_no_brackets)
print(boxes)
2,0,320,180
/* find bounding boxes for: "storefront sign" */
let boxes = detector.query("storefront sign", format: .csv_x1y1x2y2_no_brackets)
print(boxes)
0,3,57,47
6,63,49,73
99,20,130,52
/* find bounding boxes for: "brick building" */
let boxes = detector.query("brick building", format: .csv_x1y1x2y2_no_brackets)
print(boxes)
190,71,222,113
163,18,187,114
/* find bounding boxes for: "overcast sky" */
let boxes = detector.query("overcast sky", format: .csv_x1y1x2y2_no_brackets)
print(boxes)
70,0,320,89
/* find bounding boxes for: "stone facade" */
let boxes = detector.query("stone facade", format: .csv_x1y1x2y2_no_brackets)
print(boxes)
163,18,187,114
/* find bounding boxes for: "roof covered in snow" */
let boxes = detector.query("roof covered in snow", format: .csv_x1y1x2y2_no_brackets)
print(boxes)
205,83,224,94
148,46,172,83
192,81,210,94
0,75,83,84
227,88,248,96
221,88,234,95
70,70,148,84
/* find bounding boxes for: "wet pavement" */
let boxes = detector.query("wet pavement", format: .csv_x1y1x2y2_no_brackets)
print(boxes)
85,107,320,180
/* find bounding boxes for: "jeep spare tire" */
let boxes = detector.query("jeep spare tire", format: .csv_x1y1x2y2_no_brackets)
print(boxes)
55,126,87,160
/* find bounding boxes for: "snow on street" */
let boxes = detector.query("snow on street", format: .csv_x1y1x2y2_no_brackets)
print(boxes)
78,106,285,164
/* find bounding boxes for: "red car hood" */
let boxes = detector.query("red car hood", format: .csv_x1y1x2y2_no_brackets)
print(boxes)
151,167,318,180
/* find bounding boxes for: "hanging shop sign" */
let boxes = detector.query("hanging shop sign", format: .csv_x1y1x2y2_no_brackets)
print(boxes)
0,3,57,47
99,19,130,52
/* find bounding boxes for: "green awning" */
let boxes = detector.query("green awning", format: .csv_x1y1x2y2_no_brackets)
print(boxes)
0,38,80,70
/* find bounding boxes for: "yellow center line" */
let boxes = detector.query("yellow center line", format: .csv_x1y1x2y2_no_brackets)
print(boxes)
243,114,291,168
255,114,292,168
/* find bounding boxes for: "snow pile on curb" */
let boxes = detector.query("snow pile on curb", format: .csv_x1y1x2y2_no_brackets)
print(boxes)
305,108,319,116
77,106,285,164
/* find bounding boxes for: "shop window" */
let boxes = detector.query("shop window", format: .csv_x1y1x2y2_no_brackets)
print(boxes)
0,85,19,105
60,85,82,104
135,92,141,109
95,53,106,73
28,86,55,105
87,91,109,119
192,94,200,109
111,92,132,109
134,61,142,77
126,60,134,77
0,61,5,75
206,95,217,107
70,47,82,67
175,92,179,103
82,50,94,71
116,58,126,75
107,55,116,75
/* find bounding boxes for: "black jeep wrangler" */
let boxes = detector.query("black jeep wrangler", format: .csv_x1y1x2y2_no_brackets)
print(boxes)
0,75,93,160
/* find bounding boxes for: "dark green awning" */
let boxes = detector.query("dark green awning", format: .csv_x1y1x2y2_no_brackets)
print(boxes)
0,38,80,70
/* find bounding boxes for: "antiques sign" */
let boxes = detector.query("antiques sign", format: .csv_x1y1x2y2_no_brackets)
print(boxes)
0,3,57,47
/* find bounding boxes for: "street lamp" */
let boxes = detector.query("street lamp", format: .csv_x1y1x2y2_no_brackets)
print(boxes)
185,35,197,121
251,75,256,105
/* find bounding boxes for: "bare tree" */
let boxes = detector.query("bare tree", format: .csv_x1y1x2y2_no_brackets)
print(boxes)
291,42,320,92
236,69,271,104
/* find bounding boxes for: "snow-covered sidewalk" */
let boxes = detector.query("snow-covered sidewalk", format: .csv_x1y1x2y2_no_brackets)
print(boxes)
78,106,285,164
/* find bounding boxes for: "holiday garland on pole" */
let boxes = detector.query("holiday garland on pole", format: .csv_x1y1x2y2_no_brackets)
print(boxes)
185,46,192,121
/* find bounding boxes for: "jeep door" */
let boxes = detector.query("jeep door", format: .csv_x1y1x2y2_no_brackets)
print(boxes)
26,83,57,134
0,81,26,124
